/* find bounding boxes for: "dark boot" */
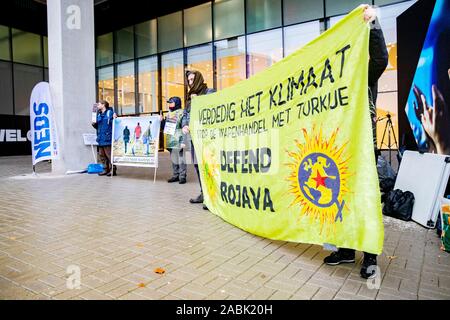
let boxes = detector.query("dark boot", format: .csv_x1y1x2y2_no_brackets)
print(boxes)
168,176,179,183
189,193,203,204
360,254,377,279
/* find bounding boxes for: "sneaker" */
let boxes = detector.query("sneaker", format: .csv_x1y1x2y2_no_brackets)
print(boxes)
189,193,203,203
360,255,377,279
168,176,179,183
98,171,108,176
179,178,186,184
324,251,355,266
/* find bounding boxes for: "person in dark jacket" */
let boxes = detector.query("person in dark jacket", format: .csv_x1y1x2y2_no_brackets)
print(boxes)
123,126,130,154
323,5,389,279
181,70,216,207
92,100,117,176
161,96,187,184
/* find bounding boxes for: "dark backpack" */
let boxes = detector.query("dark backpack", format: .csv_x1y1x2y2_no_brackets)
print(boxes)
382,189,415,221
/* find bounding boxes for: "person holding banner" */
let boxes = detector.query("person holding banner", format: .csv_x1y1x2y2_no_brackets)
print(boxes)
161,96,187,184
92,100,117,176
323,5,388,279
181,70,216,207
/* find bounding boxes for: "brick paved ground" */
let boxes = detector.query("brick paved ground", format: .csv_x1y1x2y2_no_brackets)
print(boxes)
0,154,449,300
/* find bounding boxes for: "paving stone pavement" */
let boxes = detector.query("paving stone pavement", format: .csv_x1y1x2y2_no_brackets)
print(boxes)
0,154,449,300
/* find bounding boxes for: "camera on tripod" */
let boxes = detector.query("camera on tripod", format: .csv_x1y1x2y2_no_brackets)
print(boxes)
376,112,400,167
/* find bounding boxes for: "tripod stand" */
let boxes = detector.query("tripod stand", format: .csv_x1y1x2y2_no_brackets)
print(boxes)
377,113,400,167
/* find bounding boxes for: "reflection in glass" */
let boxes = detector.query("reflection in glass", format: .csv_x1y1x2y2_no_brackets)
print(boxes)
96,33,113,66
246,0,282,33
158,12,183,53
136,20,157,57
43,36,48,67
187,45,213,90
0,62,13,115
215,37,246,90
161,51,184,111
97,66,114,109
247,29,283,76
214,0,245,40
138,56,159,113
0,25,10,61
325,0,362,17
115,27,134,62
184,3,212,47
12,28,42,66
117,62,136,115
283,21,321,57
283,0,324,25
13,64,43,115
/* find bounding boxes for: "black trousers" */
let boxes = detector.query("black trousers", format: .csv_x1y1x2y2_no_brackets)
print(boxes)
338,148,379,260
190,141,202,193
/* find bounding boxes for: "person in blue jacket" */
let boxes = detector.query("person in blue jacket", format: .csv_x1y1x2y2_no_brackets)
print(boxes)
92,100,117,176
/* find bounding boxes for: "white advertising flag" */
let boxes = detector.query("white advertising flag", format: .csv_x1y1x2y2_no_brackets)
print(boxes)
30,82,60,166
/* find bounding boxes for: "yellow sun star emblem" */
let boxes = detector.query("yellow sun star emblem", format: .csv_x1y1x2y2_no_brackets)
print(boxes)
286,126,351,234
201,147,220,203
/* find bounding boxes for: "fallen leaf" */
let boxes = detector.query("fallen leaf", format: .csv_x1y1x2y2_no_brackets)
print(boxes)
136,243,144,248
154,268,165,274
387,256,397,260
9,237,16,241
137,283,146,288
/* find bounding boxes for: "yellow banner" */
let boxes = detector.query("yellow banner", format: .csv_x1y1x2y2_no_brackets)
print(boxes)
191,7,384,254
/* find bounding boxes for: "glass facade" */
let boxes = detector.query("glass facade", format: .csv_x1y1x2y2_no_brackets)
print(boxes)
138,56,159,113
283,0,324,25
325,0,365,16
215,37,246,90
283,21,321,57
13,64,44,116
96,32,113,66
158,12,183,53
0,25,10,61
115,27,134,63
184,3,212,47
135,20,157,57
97,66,115,108
213,0,245,40
91,0,416,148
247,29,283,76
117,61,136,115
246,0,282,34
161,51,184,111
0,61,13,115
0,25,48,116
12,28,42,66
